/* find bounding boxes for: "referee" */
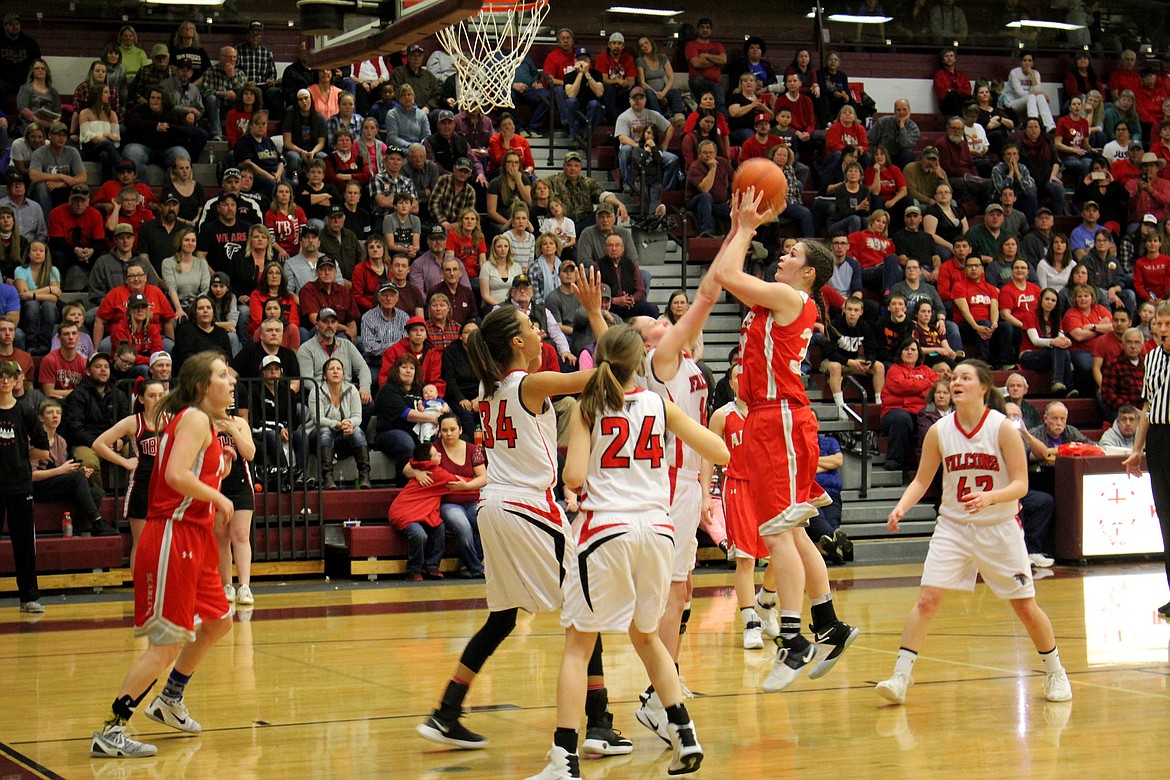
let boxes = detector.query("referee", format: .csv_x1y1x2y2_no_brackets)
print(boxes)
1124,300,1170,617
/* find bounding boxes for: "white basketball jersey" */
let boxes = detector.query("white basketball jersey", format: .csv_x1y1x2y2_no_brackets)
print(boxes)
479,370,559,497
580,389,671,515
935,408,1019,526
645,349,708,474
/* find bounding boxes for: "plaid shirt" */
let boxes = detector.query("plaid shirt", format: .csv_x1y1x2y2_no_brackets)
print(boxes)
549,172,607,224
326,112,364,151
359,306,407,361
1101,354,1145,411
426,319,461,350
202,65,248,99
428,173,476,225
368,171,417,214
236,42,277,85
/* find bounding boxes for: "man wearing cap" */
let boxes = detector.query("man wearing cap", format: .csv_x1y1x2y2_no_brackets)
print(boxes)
0,172,46,242
89,224,164,310
63,350,126,494
1020,207,1056,266
1112,141,1146,187
195,167,263,230
0,13,40,94
320,205,362,278
902,146,949,206
964,203,1009,265
237,21,282,118
284,225,335,295
389,45,442,113
162,58,205,128
300,258,359,341
1070,200,1104,260
597,32,637,123
298,309,372,407
507,274,574,361
28,120,87,216
577,203,639,267
561,48,605,147
128,44,173,107
93,258,175,351
543,259,582,335
1126,151,1170,223
891,205,942,278
47,185,105,285
425,109,481,178
868,99,920,169
234,110,284,200
428,158,478,231
370,146,418,217
550,151,628,230
360,282,409,376
740,114,783,161
410,225,468,294
378,314,439,385
685,18,728,114
194,193,256,301
511,54,551,137
202,46,248,140
615,87,678,191
596,233,659,320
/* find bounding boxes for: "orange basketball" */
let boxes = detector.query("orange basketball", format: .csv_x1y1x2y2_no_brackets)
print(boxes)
732,157,788,214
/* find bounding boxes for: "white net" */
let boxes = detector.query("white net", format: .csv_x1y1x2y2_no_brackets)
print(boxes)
436,0,551,113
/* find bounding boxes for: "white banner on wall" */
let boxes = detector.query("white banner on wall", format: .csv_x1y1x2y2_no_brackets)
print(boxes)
1080,472,1165,557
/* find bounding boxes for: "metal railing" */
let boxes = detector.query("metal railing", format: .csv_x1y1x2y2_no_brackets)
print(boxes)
843,374,870,500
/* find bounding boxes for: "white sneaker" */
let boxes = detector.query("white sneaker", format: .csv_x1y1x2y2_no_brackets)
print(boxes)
762,641,818,692
224,583,236,602
145,694,202,734
1044,669,1073,702
875,672,913,704
743,622,764,649
754,595,780,638
635,691,670,745
1029,553,1055,568
666,720,703,775
236,584,254,605
525,745,580,779
90,725,158,758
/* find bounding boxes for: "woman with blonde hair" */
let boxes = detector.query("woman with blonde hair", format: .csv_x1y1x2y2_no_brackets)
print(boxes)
529,232,562,306
0,206,27,275
445,208,487,280
162,157,204,225
479,234,521,311
116,25,149,83
18,59,62,130
14,239,60,355
161,226,211,317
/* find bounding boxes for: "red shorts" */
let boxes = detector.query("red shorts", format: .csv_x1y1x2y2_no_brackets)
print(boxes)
743,402,823,535
134,519,230,645
722,476,769,560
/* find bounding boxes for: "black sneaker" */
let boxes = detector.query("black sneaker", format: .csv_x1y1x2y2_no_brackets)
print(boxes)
1159,601,1170,617
415,710,487,749
807,620,861,680
817,535,844,566
91,518,120,537
582,712,634,756
834,529,854,562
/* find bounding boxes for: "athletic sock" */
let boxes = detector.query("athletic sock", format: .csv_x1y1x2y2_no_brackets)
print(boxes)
740,607,760,627
809,593,837,632
779,610,802,640
664,702,691,726
832,391,845,408
554,727,579,754
1039,647,1063,674
105,681,155,729
438,677,471,718
680,603,692,634
756,587,777,609
874,392,882,405
161,668,191,701
893,647,918,678
584,685,608,724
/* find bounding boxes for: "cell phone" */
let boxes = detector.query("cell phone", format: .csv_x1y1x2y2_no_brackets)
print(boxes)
1091,171,1105,181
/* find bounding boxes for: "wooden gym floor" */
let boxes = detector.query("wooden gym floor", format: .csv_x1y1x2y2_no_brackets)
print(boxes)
2,562,1168,779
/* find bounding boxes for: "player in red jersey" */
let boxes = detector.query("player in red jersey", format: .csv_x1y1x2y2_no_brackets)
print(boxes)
710,191,860,692
90,352,237,759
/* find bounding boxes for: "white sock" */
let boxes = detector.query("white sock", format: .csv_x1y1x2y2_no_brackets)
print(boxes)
1039,647,1063,675
874,392,882,405
740,607,760,627
755,588,777,609
833,391,845,407
893,648,918,677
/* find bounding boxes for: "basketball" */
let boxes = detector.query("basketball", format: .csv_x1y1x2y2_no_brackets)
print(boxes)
733,157,788,214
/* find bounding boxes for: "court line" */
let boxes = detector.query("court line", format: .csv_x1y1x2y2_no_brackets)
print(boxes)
0,741,66,780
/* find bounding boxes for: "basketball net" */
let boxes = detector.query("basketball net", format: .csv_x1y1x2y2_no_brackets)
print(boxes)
436,0,551,113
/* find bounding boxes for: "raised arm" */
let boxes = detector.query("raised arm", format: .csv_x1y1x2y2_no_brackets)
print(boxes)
92,415,138,471
664,398,729,465
710,190,805,321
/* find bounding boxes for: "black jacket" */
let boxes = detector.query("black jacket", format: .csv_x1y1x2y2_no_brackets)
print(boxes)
63,380,127,449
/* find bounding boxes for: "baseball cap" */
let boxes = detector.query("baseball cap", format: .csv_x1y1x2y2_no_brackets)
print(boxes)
174,59,193,70
609,32,624,43
300,223,320,235
921,146,940,159
126,292,149,308
326,204,345,217
405,315,427,330
151,43,169,58
316,257,338,269
435,109,455,122
564,150,583,163
87,351,112,368
1143,213,1160,224
5,170,25,185
210,272,230,286
903,205,922,216
408,44,425,54
222,167,242,180
754,113,771,124
559,259,577,272
595,203,615,216
216,191,237,205
630,86,645,97
161,192,180,205
511,273,531,288
599,283,612,298
384,145,405,158
112,223,135,236
984,203,1004,214
575,47,590,58
69,184,90,199
1037,207,1054,217
260,354,284,369
427,224,447,240
4,13,20,23
248,20,264,30
453,157,473,171
318,307,339,320
377,281,400,294
49,121,68,135
1082,200,1100,210
116,159,137,172
149,351,171,367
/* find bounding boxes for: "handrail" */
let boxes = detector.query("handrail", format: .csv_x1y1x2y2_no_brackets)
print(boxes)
843,373,869,500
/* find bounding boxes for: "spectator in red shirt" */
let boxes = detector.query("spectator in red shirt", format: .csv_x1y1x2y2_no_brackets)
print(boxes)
951,255,1013,366
1125,152,1170,223
933,48,972,118
881,338,939,471
739,114,783,161
847,210,901,294
596,32,636,124
1135,68,1168,139
772,73,822,161
865,144,909,230
93,258,175,351
47,184,105,281
1064,51,1105,102
997,257,1042,343
1055,95,1094,182
1091,308,1131,388
1061,282,1114,393
822,104,869,178
1108,49,1142,103
299,258,359,341
38,321,88,399
684,139,734,236
1134,231,1170,301
388,441,456,580
684,18,728,114
1112,141,1145,186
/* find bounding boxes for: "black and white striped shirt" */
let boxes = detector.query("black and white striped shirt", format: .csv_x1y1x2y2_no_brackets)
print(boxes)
1143,344,1170,425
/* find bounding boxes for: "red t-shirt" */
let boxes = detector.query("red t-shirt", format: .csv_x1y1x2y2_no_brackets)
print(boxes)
437,441,485,505
864,164,906,201
951,278,998,322
47,204,106,248
684,39,725,81
773,92,817,135
445,231,486,279
825,121,868,154
1061,304,1112,348
847,230,895,270
1055,115,1090,152
542,47,577,84
740,134,784,161
997,281,1042,319
1091,331,1124,364
1135,253,1170,300
96,284,175,327
37,349,87,391
265,207,308,258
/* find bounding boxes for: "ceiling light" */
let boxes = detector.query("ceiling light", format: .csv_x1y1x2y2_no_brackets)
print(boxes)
144,0,225,5
1005,20,1086,31
827,14,894,23
606,6,684,17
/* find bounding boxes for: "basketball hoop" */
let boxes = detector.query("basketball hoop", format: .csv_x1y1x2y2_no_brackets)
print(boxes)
436,0,551,113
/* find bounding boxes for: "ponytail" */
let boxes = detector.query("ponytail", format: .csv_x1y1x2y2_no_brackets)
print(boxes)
579,325,645,429
800,239,834,330
467,305,525,397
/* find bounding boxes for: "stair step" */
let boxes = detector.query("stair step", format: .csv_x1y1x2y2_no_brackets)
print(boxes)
841,486,908,501
851,537,931,564
841,502,933,523
840,520,935,536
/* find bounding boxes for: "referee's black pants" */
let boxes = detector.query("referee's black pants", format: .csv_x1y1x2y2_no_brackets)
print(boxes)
0,493,38,603
1148,425,1170,589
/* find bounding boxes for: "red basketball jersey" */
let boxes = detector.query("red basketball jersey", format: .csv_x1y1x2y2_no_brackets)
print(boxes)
717,401,750,481
146,407,225,529
738,295,816,406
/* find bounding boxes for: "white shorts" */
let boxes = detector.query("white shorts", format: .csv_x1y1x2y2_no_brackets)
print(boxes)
669,472,702,582
479,491,568,614
921,517,1036,600
562,511,675,634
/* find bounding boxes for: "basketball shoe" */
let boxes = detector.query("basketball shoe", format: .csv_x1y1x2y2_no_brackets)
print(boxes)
90,725,158,758
743,620,764,650
145,694,201,734
762,639,818,692
635,691,670,745
875,672,913,704
807,620,860,680
525,745,580,780
416,710,488,749
666,720,703,775
754,594,780,638
581,711,634,756
1044,669,1073,702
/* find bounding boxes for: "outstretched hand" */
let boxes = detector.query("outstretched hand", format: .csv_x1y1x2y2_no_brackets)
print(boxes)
729,186,777,236
571,265,604,312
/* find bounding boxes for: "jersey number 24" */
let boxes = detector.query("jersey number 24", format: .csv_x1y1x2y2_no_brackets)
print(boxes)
599,416,664,468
